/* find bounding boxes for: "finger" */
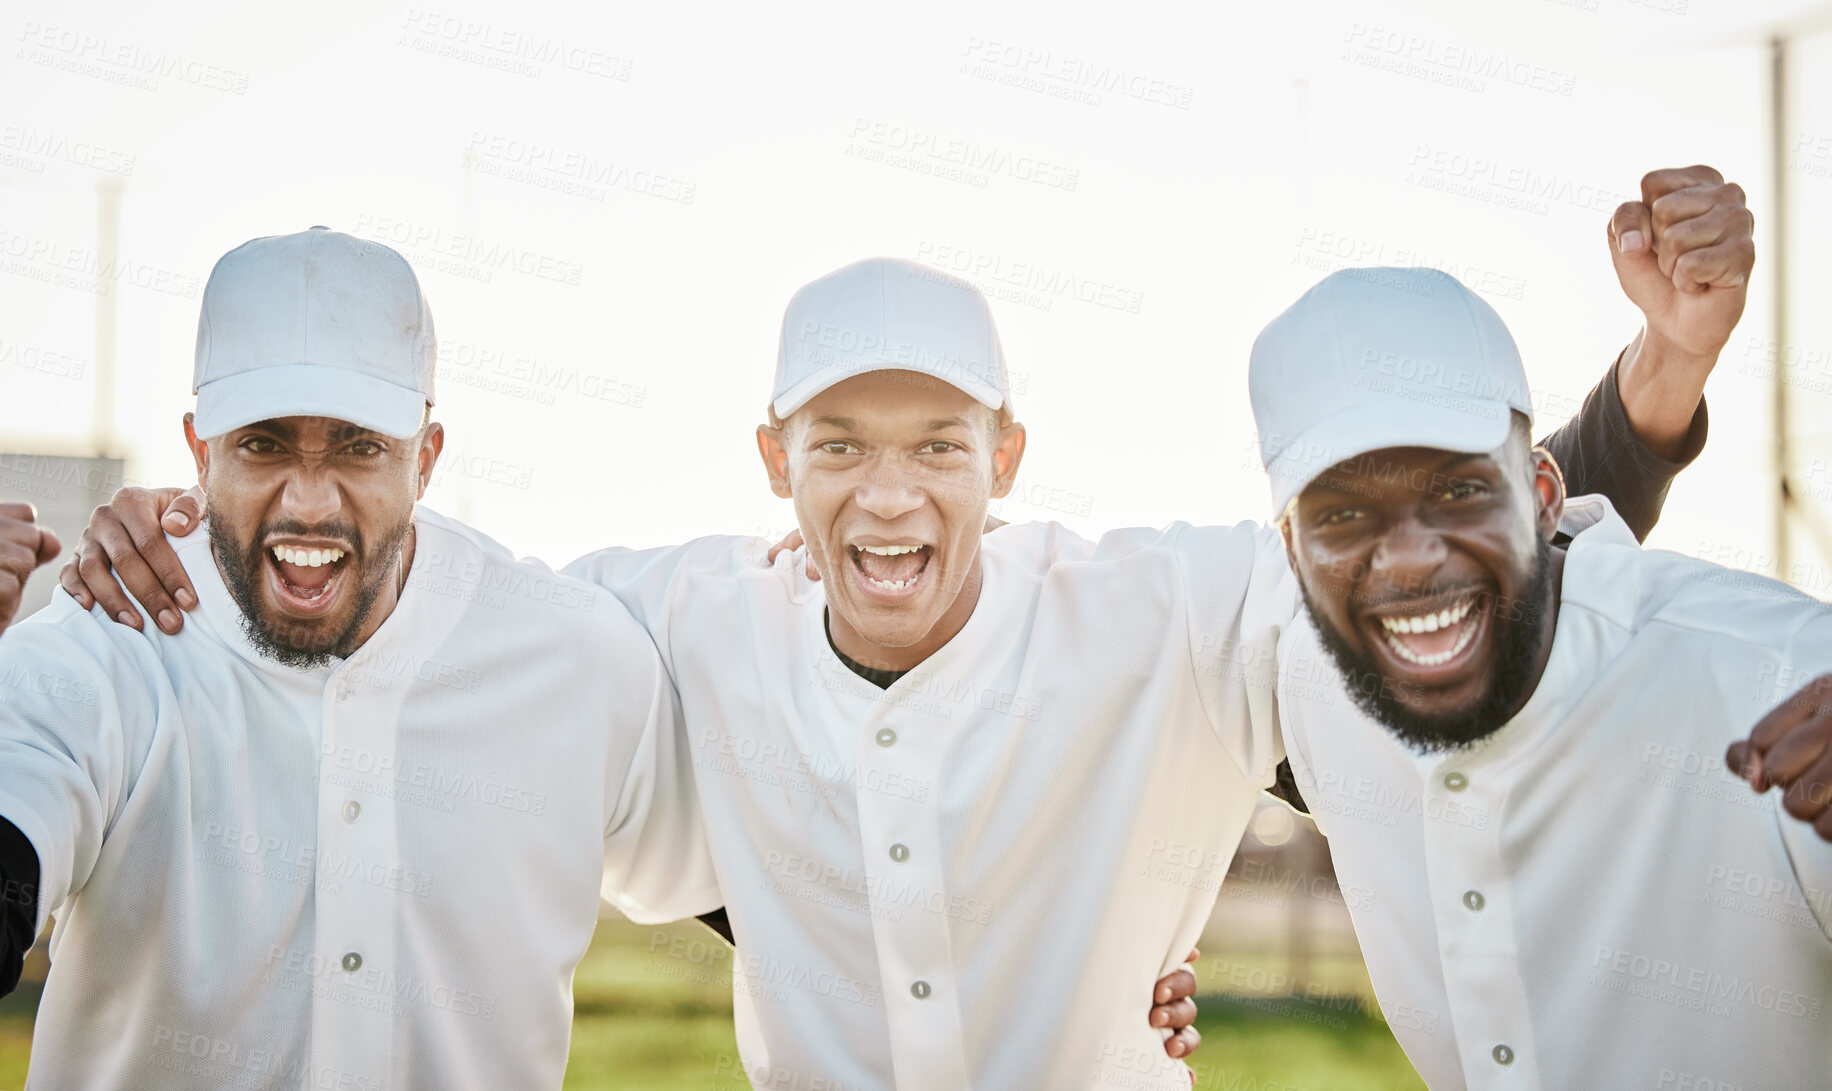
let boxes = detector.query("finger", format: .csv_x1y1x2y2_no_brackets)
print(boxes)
1651,183,1747,280
1777,748,1832,821
1161,966,1198,1003
1741,677,1832,785
805,554,821,582
93,519,185,635
1162,1025,1200,1060
58,559,94,611
1726,739,1753,781
1608,200,1653,258
1640,165,1725,208
162,487,204,535
1185,948,1200,964
1759,710,1832,789
0,541,35,590
77,542,142,629
1151,997,1197,1030
34,526,63,567
136,517,197,615
0,501,36,523
1672,239,1757,294
1816,807,1832,843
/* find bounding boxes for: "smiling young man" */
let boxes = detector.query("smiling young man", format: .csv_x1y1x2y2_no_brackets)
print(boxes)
62,166,1757,1088
0,227,723,1090
1258,267,1832,1088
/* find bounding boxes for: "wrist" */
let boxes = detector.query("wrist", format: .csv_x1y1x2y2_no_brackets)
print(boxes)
1618,327,1712,463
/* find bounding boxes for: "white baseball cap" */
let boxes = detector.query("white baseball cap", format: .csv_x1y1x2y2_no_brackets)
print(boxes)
192,226,436,440
1249,267,1533,517
770,257,1010,419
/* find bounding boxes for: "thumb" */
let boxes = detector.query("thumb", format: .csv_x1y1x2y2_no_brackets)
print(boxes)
163,486,206,535
34,527,62,567
1608,200,1663,300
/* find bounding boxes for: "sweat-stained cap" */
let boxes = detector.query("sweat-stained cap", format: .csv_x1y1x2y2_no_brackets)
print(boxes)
1249,267,1533,517
770,257,1010,419
191,226,436,440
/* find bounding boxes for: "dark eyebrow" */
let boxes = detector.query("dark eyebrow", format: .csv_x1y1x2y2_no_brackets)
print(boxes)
1435,451,1497,475
927,417,972,432
810,416,857,430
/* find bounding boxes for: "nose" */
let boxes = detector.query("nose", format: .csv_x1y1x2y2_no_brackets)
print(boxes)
1368,514,1448,595
278,466,344,528
854,471,925,522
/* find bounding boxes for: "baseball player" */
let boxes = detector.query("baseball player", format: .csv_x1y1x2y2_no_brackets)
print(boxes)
0,230,1207,1087
1256,266,1832,1088
75,166,1757,1087
0,227,725,1090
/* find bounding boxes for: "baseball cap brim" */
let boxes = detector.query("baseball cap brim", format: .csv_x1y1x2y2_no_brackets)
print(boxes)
193,363,428,440
1266,397,1514,517
772,361,1005,420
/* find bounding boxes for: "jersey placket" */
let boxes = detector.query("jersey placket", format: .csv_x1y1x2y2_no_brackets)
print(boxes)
1420,751,1541,1089
309,661,407,1089
853,689,971,1090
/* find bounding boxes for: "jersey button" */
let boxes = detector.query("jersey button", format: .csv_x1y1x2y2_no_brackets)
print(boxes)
1443,771,1468,792
341,951,363,973
335,684,350,703
910,980,931,1000
889,843,909,863
1492,1044,1514,1065
342,800,362,823
875,728,897,748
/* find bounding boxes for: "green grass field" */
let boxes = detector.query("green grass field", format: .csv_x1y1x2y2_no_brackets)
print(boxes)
0,916,1424,1090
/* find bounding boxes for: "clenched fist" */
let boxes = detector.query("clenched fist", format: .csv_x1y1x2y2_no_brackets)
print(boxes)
0,502,63,635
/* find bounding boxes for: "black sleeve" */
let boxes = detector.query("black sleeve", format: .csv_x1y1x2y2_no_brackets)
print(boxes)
1537,353,1708,544
0,815,40,998
696,908,734,947
1266,759,1310,815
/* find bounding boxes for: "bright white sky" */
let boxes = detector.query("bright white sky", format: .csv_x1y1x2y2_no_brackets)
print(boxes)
5,0,1832,583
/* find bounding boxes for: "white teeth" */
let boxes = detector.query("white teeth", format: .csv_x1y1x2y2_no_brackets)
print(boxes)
1383,618,1479,667
271,545,347,568
859,544,923,556
1379,599,1472,635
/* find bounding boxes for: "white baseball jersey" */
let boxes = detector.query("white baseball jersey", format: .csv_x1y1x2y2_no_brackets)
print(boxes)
0,506,719,1091
566,520,1296,1090
1278,496,1832,1089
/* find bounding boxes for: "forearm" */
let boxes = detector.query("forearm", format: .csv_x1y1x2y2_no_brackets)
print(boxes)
0,815,40,998
1615,328,1715,463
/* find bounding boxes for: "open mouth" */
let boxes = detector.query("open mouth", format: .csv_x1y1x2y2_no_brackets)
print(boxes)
264,542,352,616
847,543,933,599
1366,592,1487,676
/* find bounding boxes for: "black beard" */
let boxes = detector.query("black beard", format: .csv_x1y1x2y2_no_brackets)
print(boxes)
208,513,410,670
1299,538,1554,753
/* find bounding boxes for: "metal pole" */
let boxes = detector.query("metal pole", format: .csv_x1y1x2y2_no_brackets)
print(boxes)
93,177,124,460
1771,37,1791,584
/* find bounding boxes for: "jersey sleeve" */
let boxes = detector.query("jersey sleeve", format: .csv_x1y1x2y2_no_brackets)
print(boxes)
563,536,767,678
1085,521,1299,787
594,606,723,923
0,595,150,936
1537,355,1707,544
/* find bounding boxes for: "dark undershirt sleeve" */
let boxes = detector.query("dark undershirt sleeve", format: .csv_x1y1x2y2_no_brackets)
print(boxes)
1267,352,1711,816
0,815,41,998
1536,353,1708,544
696,908,734,947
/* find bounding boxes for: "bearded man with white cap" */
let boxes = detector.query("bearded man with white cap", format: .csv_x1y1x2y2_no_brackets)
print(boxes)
0,226,723,1089
1257,267,1832,1088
